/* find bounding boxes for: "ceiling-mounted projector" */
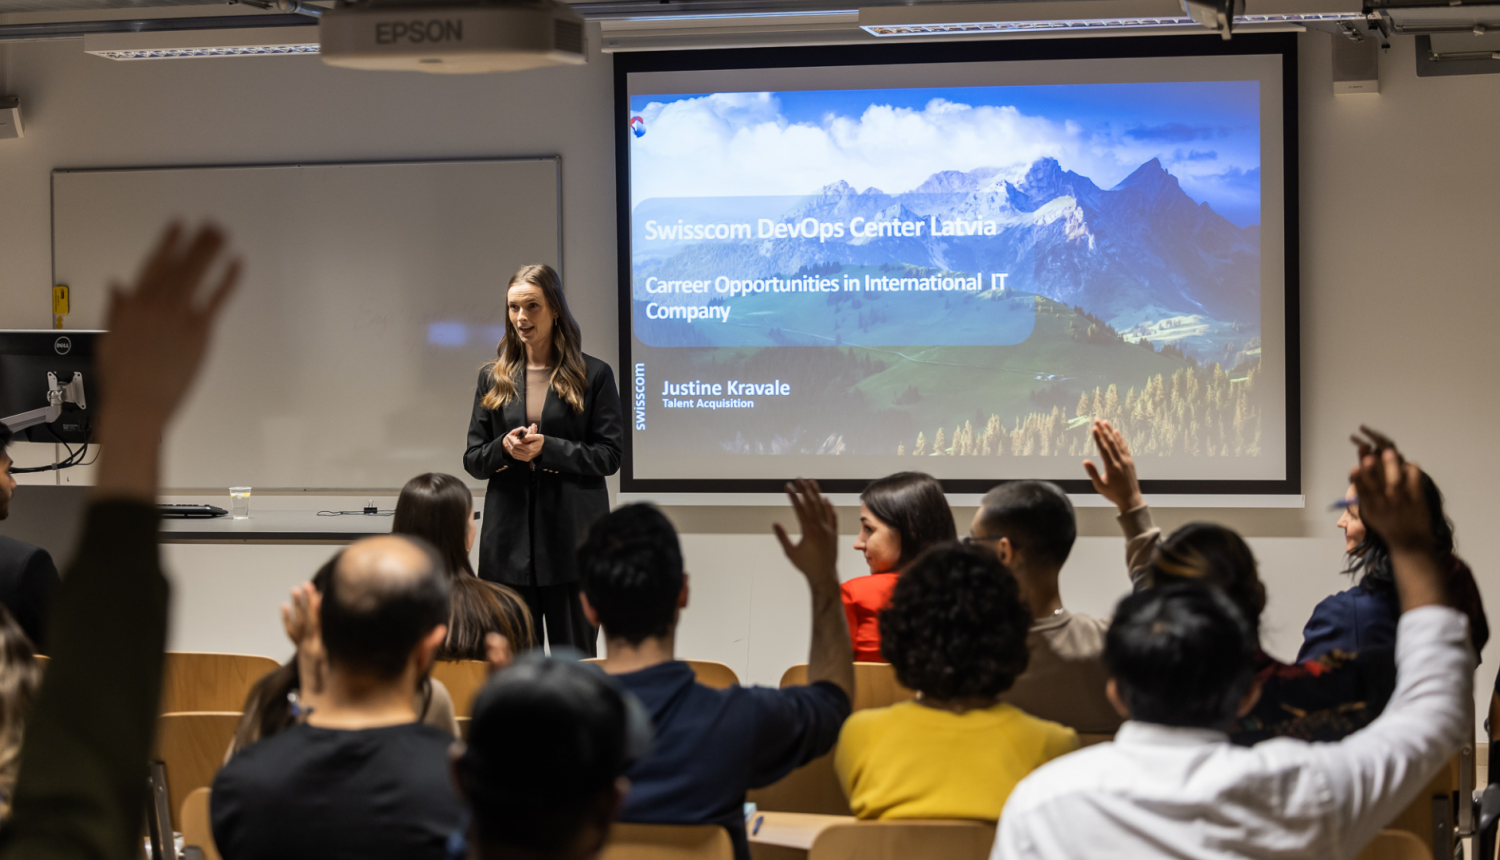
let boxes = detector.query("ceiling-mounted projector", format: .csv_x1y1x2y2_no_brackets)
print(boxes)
320,0,586,73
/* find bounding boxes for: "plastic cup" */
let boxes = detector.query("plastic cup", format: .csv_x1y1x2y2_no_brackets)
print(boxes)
229,487,251,519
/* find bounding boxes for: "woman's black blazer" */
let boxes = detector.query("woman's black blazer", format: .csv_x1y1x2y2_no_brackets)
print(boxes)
463,354,624,588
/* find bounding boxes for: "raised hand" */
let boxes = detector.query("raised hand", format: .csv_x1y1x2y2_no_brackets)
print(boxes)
484,632,514,674
99,222,240,435
1083,419,1144,512
1349,442,1430,554
95,222,240,501
773,478,840,587
282,582,328,695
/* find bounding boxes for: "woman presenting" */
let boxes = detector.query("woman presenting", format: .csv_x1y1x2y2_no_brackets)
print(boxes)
464,263,623,654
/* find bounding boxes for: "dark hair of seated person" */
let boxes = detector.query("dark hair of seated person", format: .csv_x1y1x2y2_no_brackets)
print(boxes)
878,543,1032,701
1342,471,1489,654
1346,470,1453,593
859,472,956,569
1105,582,1258,729
456,656,633,860
393,472,535,657
975,480,1077,570
0,606,40,818
577,503,682,646
1148,523,1267,639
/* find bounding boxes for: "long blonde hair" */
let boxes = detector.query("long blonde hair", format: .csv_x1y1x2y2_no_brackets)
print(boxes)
482,264,587,414
0,609,40,819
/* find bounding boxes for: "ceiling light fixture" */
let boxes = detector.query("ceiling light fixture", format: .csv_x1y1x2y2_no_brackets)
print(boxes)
83,27,320,61
860,1,1364,39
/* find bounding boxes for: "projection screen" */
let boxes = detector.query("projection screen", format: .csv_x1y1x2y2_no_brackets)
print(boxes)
615,35,1299,497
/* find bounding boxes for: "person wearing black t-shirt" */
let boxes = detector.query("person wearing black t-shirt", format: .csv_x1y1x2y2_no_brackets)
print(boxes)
212,534,462,860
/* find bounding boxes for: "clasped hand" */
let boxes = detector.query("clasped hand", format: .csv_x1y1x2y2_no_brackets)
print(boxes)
503,424,545,462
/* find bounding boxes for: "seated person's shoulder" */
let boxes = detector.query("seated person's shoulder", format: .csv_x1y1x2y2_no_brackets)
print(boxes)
0,534,49,569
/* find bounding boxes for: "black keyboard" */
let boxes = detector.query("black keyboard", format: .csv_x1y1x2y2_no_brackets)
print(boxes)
157,504,229,518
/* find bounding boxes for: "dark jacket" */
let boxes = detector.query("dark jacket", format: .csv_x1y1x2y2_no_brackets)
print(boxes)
0,536,61,652
615,661,851,860
463,354,623,587
1297,584,1401,662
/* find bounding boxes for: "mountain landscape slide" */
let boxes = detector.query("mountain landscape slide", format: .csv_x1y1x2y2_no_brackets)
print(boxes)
633,156,1261,359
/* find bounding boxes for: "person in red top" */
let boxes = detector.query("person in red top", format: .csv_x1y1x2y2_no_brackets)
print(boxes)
841,472,955,662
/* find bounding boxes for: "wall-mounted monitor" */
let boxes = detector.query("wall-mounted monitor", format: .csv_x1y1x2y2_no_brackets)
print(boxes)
615,34,1298,496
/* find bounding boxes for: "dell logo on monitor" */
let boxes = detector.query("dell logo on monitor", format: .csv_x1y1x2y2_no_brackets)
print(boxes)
54,336,71,355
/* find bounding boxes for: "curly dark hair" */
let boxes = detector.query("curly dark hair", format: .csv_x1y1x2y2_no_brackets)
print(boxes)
878,543,1032,701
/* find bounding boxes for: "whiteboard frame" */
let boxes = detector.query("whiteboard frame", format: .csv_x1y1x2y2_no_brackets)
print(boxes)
51,155,565,493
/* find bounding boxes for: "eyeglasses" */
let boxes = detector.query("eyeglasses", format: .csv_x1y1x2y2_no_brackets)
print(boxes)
962,535,1002,546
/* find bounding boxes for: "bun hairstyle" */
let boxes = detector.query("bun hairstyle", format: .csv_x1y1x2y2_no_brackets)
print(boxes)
482,263,588,414
1148,522,1266,639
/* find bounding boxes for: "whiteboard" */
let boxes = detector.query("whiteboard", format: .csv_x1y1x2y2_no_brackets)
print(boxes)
53,159,561,490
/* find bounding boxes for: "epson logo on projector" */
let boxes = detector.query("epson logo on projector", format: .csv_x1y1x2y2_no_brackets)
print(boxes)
374,20,464,45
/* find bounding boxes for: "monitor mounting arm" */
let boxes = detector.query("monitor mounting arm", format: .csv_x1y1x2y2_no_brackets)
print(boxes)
0,372,87,433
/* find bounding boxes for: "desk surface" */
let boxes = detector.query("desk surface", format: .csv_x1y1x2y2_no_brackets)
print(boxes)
159,509,396,542
749,813,855,851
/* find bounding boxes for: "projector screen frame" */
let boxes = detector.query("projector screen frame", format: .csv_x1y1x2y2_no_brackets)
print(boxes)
614,33,1300,497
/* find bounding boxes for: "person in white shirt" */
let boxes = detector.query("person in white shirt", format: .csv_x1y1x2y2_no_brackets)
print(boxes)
993,428,1472,860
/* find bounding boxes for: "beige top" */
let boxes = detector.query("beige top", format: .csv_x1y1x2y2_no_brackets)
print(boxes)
996,505,1161,735
525,366,554,427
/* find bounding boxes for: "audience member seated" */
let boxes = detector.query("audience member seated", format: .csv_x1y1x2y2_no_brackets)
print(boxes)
227,552,458,759
0,608,39,820
1301,465,1487,662
578,481,853,860
1090,419,1414,745
212,534,464,860
994,435,1472,859
393,472,536,657
0,223,240,860
452,654,650,860
0,425,63,652
841,472,955,663
970,480,1120,733
836,543,1077,821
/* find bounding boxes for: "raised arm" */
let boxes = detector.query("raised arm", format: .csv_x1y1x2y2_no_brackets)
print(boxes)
0,223,239,860
774,479,854,702
536,361,624,478
1318,430,1468,853
1083,419,1157,584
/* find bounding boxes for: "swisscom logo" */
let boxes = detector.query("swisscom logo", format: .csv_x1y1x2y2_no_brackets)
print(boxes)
629,116,645,138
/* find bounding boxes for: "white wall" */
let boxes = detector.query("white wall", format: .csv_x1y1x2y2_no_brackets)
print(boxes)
2,31,1499,730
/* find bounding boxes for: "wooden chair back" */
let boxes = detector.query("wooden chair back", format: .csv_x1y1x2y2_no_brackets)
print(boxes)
748,663,913,817
152,712,241,830
778,663,915,711
1384,754,1459,860
601,822,734,860
809,820,997,860
1353,829,1434,860
431,659,488,717
159,652,280,714
180,787,223,860
684,660,740,689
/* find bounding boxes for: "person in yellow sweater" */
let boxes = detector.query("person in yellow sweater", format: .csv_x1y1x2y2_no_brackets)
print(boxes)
835,543,1080,821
